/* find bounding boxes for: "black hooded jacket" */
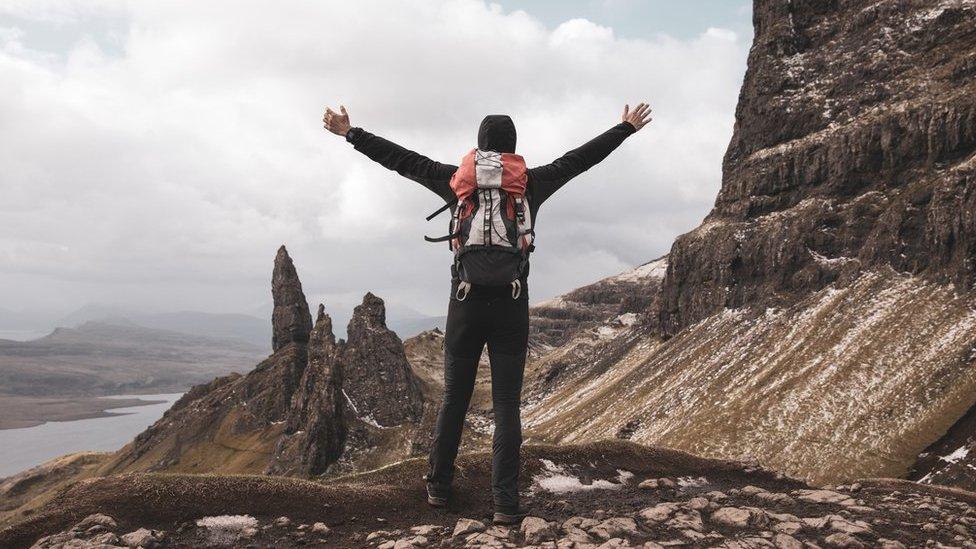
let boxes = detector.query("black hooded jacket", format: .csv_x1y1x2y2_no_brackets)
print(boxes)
344,116,637,296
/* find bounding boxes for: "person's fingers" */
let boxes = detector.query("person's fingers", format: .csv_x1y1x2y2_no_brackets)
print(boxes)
340,105,348,117
623,104,629,119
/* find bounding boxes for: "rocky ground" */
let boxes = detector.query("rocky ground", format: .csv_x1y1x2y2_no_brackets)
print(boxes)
5,442,975,548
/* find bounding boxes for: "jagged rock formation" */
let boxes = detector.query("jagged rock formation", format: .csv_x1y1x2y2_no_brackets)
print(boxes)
267,305,345,476
530,257,666,349
271,245,312,351
340,293,424,427
94,247,429,479
659,0,976,335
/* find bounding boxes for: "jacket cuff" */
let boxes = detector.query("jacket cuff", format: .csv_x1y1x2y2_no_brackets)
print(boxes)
620,121,638,134
345,127,365,145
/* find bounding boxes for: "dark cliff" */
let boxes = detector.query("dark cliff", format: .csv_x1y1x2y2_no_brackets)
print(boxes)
659,0,976,335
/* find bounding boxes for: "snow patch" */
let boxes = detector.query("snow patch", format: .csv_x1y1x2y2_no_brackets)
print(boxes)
195,515,258,545
940,445,971,464
532,296,569,309
809,249,857,268
341,388,388,429
532,459,627,494
617,313,638,326
676,476,709,488
610,257,668,282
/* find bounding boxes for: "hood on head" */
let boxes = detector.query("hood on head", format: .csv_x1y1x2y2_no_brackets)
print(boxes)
477,114,517,153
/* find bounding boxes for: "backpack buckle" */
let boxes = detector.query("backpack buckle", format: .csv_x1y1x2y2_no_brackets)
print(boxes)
510,279,522,300
514,196,526,224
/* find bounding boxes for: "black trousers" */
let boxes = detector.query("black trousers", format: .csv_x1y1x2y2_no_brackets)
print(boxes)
426,288,529,512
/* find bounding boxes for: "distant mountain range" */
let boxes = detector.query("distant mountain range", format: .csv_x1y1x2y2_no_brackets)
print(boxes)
0,301,443,350
0,321,266,397
54,305,273,350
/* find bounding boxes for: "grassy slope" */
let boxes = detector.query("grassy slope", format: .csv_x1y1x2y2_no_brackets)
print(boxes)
524,269,976,485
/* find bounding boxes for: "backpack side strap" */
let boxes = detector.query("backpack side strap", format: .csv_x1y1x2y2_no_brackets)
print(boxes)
425,197,459,221
424,231,461,243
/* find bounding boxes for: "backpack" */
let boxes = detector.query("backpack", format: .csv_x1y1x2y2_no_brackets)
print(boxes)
425,149,534,299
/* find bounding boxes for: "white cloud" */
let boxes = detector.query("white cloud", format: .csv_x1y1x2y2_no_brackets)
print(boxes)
0,0,747,319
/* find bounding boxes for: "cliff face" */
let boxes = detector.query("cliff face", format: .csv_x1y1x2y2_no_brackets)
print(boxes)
519,0,976,489
660,0,976,335
101,248,430,478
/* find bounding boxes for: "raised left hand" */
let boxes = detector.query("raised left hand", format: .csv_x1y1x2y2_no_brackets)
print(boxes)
323,105,351,136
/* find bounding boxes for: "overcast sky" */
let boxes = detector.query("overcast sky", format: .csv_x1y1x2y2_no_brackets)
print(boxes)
0,0,751,321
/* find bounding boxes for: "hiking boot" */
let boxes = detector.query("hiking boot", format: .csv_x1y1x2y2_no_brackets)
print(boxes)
423,475,449,507
492,509,528,525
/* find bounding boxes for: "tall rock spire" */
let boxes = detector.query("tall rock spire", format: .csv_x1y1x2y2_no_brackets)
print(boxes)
340,293,424,426
271,245,312,352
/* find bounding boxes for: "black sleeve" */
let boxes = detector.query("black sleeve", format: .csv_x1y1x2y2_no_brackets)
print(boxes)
527,122,637,206
345,127,457,203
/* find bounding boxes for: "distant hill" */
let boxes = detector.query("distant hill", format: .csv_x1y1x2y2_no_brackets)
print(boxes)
57,305,270,349
0,321,266,397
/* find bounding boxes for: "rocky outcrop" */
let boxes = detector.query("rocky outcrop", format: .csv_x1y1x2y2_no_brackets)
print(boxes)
98,248,429,479
6,442,976,549
267,305,345,476
658,0,976,335
340,293,424,427
530,257,666,349
271,246,312,351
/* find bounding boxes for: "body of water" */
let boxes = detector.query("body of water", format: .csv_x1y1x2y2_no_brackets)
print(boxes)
0,393,183,478
0,329,48,341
